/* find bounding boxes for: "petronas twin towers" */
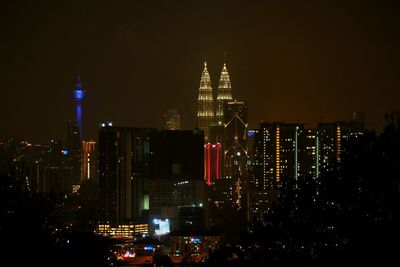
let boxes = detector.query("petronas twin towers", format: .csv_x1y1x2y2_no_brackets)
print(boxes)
197,60,233,141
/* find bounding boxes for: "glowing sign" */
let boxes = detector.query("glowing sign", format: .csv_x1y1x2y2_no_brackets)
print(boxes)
62,149,69,155
144,246,154,251
247,130,255,137
153,218,170,235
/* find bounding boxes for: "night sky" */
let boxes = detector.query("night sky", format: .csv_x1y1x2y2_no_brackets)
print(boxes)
1,0,400,143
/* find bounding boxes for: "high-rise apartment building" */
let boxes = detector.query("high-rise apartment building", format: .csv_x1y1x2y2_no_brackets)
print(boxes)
258,122,304,188
303,128,317,178
315,121,356,177
253,120,366,188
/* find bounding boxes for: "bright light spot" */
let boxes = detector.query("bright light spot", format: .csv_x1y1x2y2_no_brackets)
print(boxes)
73,90,85,100
124,251,135,258
191,237,201,243
154,218,170,235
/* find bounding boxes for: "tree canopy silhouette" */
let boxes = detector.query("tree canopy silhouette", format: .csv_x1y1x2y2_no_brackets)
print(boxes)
222,113,400,266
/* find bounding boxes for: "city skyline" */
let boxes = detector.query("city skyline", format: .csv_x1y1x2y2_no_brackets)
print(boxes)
2,0,400,143
1,2,400,264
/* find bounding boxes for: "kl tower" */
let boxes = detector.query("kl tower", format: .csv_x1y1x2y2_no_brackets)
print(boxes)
73,76,85,140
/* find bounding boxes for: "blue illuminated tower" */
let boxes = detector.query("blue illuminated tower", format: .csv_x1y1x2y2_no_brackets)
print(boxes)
73,76,85,140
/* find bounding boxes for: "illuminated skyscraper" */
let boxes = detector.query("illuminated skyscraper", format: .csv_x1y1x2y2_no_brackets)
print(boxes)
216,63,233,124
223,100,248,208
73,76,85,140
197,61,214,141
223,100,248,178
81,140,96,182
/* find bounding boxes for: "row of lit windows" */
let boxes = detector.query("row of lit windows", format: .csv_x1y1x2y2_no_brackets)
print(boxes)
197,95,214,101
276,127,280,182
197,111,214,117
336,126,341,162
96,224,149,238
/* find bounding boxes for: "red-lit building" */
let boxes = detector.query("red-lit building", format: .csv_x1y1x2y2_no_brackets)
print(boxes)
204,143,221,186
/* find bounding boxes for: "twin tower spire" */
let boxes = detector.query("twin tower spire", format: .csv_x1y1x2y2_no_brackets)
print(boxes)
197,59,233,140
